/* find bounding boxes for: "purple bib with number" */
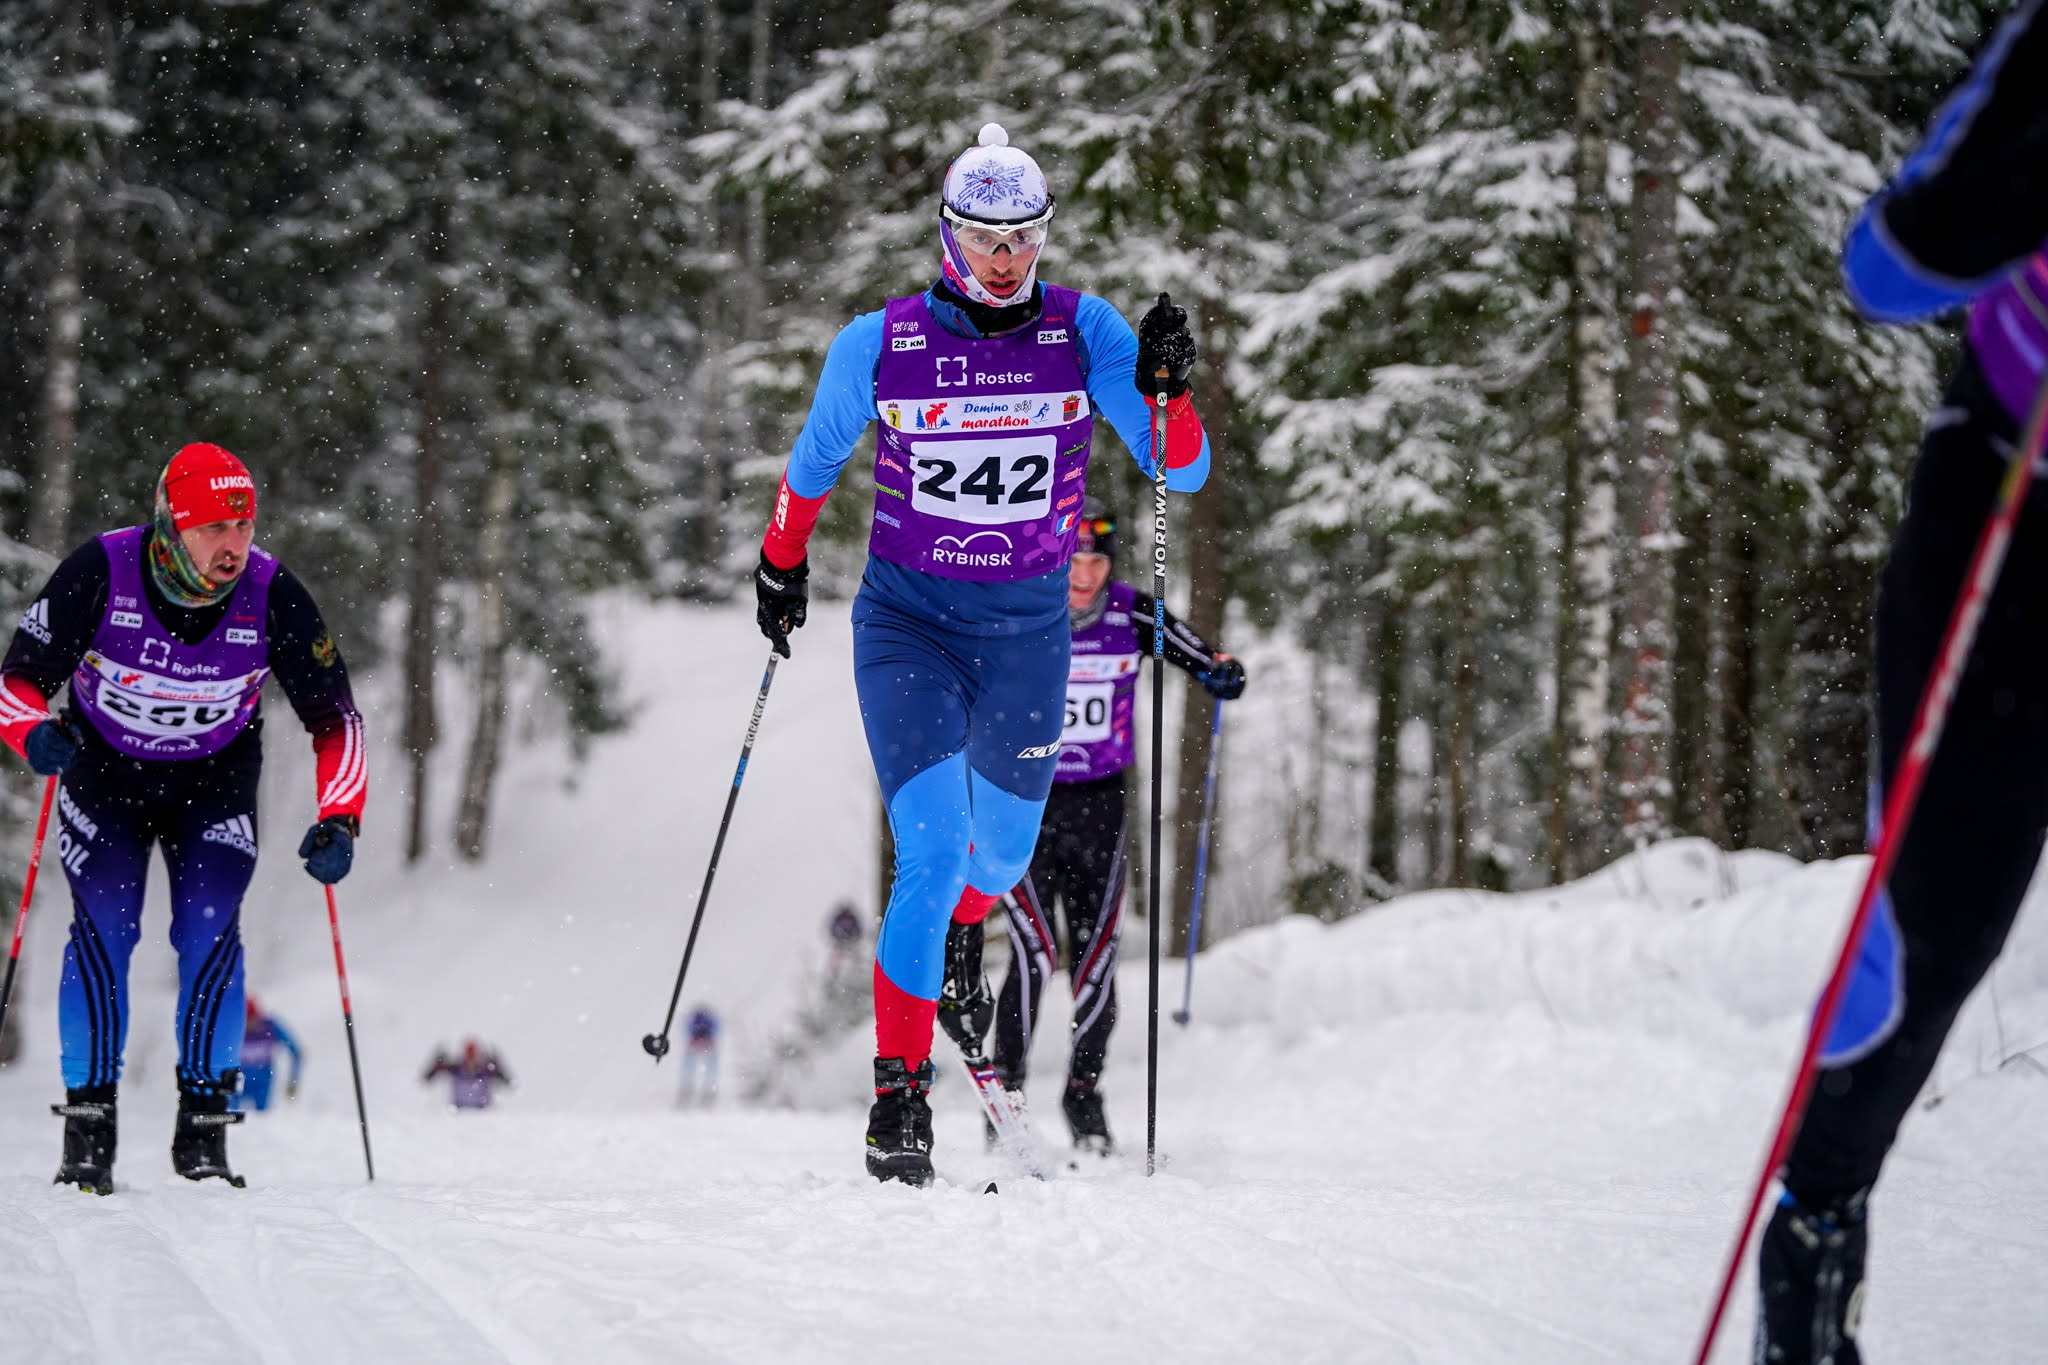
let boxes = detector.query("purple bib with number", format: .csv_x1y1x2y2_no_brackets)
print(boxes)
869,287,1094,582
71,526,277,762
1058,580,1141,782
1968,252,2048,427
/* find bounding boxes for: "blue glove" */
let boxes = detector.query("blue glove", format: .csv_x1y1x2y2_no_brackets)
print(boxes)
1199,659,1247,701
24,719,79,775
298,816,356,884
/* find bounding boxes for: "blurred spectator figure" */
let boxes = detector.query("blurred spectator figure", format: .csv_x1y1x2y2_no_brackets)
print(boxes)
423,1038,511,1111
680,1006,719,1106
236,997,303,1112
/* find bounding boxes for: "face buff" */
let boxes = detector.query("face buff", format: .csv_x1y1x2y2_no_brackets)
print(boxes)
146,443,259,609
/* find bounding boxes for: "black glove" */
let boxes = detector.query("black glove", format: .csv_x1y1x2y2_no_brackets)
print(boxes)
1135,293,1198,400
1199,658,1247,701
299,815,357,884
754,552,809,659
24,718,79,776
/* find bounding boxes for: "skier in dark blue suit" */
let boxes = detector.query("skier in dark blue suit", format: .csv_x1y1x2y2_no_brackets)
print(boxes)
751,124,1211,1185
1760,6,2048,1360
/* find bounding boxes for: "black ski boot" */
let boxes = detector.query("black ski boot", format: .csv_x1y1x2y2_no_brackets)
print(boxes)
1755,1187,1868,1365
864,1057,935,1187
936,918,993,1057
172,1077,247,1188
1062,1075,1114,1156
53,1085,118,1195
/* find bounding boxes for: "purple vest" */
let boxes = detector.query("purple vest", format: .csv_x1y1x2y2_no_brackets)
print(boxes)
71,526,277,762
1967,252,2048,426
869,287,1094,582
1058,580,1141,782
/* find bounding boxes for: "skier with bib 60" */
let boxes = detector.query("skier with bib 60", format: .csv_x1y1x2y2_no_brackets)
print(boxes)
0,444,367,1192
1752,7,2048,1361
751,124,1212,1185
937,499,1244,1154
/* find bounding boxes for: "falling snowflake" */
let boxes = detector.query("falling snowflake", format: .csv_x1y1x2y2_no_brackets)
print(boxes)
956,164,1029,211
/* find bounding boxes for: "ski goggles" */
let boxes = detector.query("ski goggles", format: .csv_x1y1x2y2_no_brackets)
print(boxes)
941,204,1054,255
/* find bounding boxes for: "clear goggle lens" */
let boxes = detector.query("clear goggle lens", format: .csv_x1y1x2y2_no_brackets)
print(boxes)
944,207,1052,255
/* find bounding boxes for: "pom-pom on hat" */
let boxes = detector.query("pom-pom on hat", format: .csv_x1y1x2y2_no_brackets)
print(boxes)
160,442,258,527
943,123,1052,225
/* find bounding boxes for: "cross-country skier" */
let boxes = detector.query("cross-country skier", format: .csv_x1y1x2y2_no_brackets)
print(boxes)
0,443,366,1192
236,997,304,1113
936,499,1244,1154
422,1039,512,1111
1757,9,2048,1361
751,124,1212,1185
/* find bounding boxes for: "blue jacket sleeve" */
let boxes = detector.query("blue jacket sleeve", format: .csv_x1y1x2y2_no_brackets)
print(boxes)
1076,294,1211,492
784,310,887,499
1843,1,2048,324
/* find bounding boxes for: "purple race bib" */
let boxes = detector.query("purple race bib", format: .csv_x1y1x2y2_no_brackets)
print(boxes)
869,287,1094,582
70,526,276,762
1968,252,2048,427
1058,580,1141,782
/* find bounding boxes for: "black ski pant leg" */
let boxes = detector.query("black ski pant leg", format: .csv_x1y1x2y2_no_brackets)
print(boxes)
1785,370,2048,1207
1060,780,1128,1087
994,825,1061,1087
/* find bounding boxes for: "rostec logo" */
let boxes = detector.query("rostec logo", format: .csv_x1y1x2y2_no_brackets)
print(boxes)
891,336,927,352
201,814,258,858
141,637,171,668
109,611,144,629
19,599,50,645
935,357,968,388
977,371,1033,385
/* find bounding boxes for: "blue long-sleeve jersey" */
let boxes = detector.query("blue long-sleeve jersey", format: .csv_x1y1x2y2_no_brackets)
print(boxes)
784,286,1211,635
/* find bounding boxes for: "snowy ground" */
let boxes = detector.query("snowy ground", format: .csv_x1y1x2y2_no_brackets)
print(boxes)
1,600,2046,1361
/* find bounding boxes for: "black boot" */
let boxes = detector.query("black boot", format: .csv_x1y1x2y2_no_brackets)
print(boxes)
173,1077,247,1188
1062,1075,1114,1156
864,1057,935,1187
1756,1187,1868,1365
936,919,993,1058
53,1085,118,1194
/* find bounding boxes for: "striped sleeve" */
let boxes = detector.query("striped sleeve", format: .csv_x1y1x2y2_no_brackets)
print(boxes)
0,675,52,759
312,712,367,823
265,565,367,826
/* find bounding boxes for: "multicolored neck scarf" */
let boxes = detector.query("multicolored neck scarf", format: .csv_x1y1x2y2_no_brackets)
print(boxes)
147,494,236,609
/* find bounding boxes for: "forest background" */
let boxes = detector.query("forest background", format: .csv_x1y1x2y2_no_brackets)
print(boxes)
0,0,1999,950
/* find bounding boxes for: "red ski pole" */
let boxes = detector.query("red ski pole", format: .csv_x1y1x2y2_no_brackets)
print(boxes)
326,885,376,1182
1692,378,2048,1363
0,776,59,1047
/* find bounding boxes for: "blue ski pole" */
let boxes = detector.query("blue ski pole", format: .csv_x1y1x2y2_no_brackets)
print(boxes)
1172,697,1224,1025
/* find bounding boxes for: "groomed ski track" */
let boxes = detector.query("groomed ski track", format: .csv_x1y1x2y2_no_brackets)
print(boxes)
0,599,2044,1361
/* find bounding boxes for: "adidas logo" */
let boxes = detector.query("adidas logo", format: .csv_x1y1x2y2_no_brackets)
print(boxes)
19,599,50,645
200,814,258,857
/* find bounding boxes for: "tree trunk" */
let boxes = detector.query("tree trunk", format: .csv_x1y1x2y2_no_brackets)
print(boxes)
1718,464,1759,849
453,434,518,861
1616,0,1682,847
1447,558,1477,887
33,170,83,556
404,201,453,865
1169,358,1229,956
1367,596,1406,894
1668,485,1716,838
1553,9,1619,881
1424,622,1449,884
691,0,728,584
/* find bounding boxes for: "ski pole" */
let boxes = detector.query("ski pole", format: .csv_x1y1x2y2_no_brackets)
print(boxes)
1172,697,1224,1026
1691,375,2048,1364
1145,294,1174,1178
644,652,779,1060
0,776,58,1050
325,884,375,1182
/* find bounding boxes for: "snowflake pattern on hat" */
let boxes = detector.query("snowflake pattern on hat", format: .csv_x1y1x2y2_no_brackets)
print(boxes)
955,163,1028,211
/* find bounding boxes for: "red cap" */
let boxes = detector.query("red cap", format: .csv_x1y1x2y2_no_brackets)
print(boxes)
161,443,258,528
